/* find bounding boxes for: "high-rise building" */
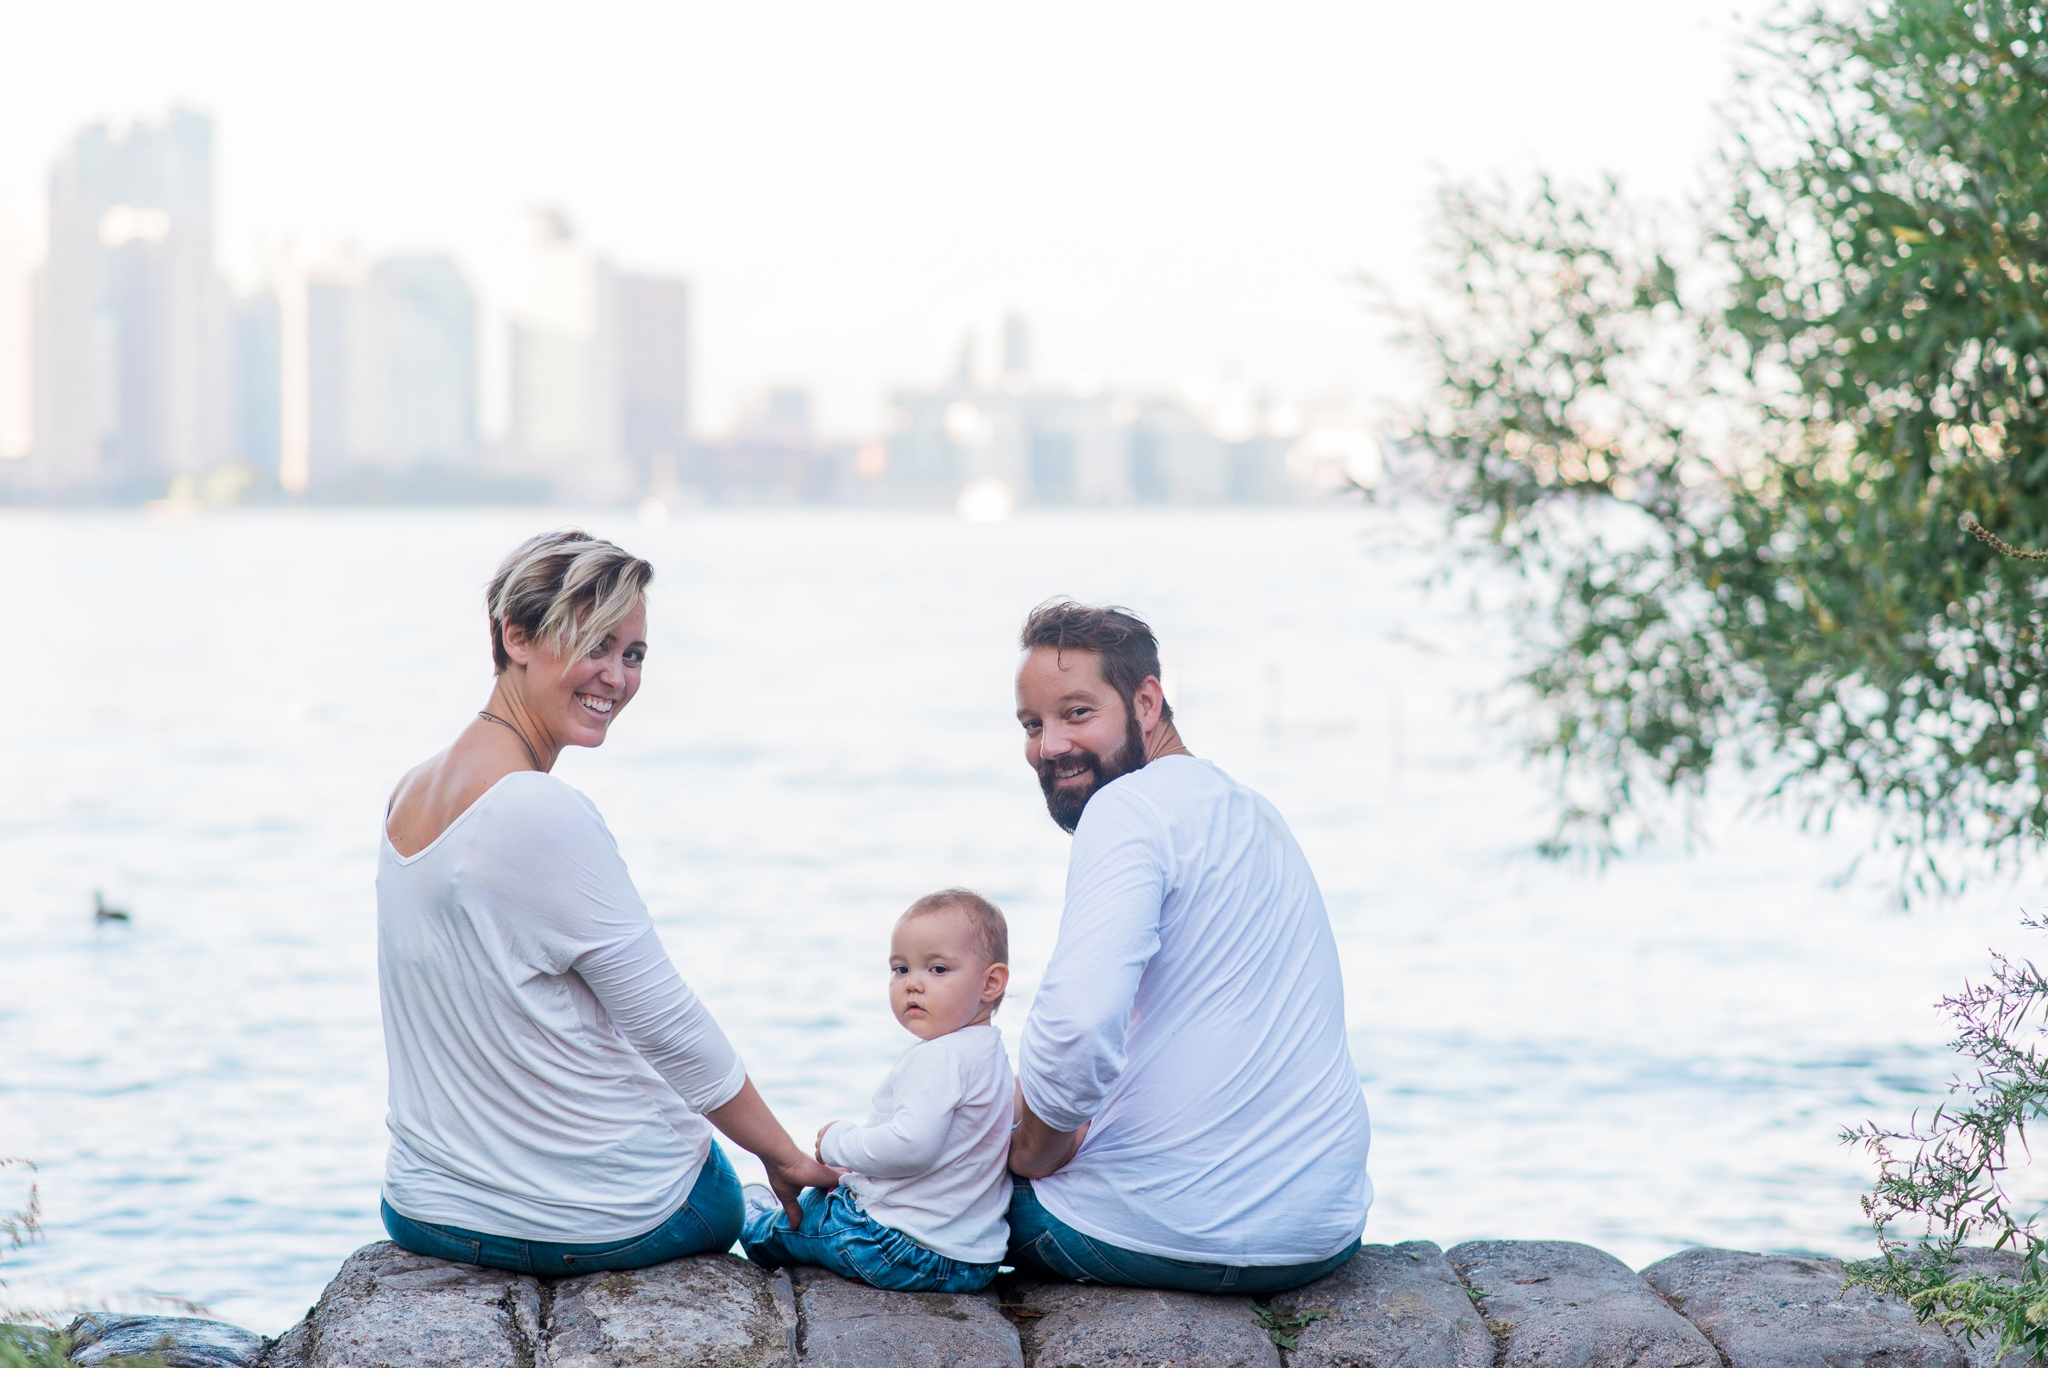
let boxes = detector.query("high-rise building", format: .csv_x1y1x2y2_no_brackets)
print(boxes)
303,266,363,476
0,205,33,464
507,210,688,501
1128,400,1226,504
32,108,231,496
507,209,618,498
231,291,280,473
374,255,476,465
615,272,690,495
286,250,478,485
1001,312,1030,381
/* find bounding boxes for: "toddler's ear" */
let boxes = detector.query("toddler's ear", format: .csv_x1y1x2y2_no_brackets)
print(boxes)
983,961,1011,1006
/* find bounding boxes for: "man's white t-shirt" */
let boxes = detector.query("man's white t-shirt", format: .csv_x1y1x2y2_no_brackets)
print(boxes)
819,1025,1014,1264
378,772,747,1243
1020,754,1372,1267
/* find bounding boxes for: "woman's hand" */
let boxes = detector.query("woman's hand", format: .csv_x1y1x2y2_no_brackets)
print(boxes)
705,1077,844,1227
767,1153,846,1222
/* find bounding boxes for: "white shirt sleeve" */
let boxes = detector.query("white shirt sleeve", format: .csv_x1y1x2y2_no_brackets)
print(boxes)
819,1043,960,1178
1020,781,1170,1133
576,927,747,1115
487,778,747,1116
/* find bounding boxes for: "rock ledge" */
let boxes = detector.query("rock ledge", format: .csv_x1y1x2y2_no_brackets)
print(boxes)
68,1238,2025,1367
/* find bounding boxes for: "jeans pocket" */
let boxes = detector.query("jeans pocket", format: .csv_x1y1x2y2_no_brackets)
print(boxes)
840,1223,921,1290
415,1223,483,1266
383,1201,485,1267
559,1235,654,1270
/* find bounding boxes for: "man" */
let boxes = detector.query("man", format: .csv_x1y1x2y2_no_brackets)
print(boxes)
1007,599,1372,1293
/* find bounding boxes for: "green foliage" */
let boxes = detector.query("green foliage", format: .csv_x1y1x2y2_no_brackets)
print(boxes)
0,1161,69,1368
1842,922,2048,1361
0,1326,72,1370
1405,0,2048,891
1249,1301,1334,1351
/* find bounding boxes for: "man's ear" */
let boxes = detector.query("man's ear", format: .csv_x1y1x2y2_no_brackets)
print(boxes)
1132,675,1165,734
983,962,1010,1005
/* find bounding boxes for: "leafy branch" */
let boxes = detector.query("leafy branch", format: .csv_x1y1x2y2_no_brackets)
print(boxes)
1398,0,2048,898
1844,918,2048,1361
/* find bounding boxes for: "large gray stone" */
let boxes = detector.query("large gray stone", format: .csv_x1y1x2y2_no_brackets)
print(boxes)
262,1314,314,1368
789,1266,1020,1367
543,1254,793,1367
1643,1246,1967,1368
65,1313,271,1368
1002,1278,1279,1368
1448,1239,1719,1367
1285,1241,1493,1368
268,1241,543,1367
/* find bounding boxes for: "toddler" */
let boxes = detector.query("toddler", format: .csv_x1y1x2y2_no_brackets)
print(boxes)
741,888,1015,1293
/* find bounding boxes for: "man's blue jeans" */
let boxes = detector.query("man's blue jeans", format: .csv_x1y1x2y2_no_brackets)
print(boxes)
1006,1176,1363,1295
381,1142,744,1278
740,1184,1001,1293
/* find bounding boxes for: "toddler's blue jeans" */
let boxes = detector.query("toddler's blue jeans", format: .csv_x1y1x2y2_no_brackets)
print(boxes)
740,1184,1001,1293
1006,1175,1362,1295
381,1142,744,1278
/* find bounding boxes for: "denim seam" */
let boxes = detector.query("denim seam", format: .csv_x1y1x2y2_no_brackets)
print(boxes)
1073,1232,1148,1286
1029,1229,1091,1283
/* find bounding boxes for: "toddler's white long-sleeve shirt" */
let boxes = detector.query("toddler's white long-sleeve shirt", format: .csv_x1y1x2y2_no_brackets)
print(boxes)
819,1025,1014,1263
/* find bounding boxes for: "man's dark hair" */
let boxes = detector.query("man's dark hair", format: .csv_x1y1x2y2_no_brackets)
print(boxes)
1018,599,1173,725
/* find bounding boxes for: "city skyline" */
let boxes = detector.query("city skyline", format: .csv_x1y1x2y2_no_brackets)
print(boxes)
0,1,1753,443
0,105,1383,506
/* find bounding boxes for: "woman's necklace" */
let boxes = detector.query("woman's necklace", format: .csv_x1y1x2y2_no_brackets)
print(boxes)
477,710,544,772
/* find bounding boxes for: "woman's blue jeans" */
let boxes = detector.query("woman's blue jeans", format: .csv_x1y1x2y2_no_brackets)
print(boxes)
380,1142,744,1278
1006,1176,1362,1295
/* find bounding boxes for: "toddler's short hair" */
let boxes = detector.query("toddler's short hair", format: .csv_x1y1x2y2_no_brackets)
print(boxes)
902,888,1009,969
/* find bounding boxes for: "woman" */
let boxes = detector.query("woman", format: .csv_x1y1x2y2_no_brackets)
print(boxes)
377,529,837,1275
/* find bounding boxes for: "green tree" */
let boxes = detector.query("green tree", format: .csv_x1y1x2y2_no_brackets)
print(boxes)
1406,0,2048,893
1403,0,2048,1354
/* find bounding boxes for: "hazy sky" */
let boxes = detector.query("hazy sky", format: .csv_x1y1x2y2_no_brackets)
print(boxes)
2,1,1754,436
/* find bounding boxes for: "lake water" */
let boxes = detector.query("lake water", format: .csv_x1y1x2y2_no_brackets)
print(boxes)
0,504,2031,1336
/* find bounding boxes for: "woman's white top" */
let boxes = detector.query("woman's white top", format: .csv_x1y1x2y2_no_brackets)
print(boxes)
818,1025,1014,1264
378,771,747,1243
1020,755,1373,1267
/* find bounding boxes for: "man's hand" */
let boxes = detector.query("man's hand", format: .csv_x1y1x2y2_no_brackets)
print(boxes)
1009,1091,1089,1179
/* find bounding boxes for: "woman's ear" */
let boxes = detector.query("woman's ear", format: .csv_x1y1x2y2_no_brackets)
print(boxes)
983,962,1010,1006
501,620,534,668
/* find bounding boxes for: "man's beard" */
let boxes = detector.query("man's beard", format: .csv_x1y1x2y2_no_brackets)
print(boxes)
1037,700,1147,833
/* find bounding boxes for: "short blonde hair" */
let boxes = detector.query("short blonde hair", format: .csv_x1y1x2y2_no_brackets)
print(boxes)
485,530,654,674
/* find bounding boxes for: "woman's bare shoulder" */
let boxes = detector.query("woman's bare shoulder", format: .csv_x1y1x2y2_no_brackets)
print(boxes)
385,739,549,858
